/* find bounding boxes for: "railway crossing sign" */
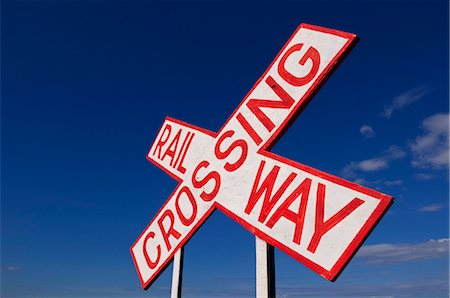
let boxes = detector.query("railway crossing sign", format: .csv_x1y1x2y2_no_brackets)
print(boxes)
130,23,393,290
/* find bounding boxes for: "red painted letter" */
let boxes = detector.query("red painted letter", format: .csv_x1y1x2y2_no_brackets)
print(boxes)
246,76,295,132
161,129,181,166
153,124,171,159
236,112,263,145
143,231,161,269
278,44,320,87
176,132,194,174
244,160,297,223
307,183,364,253
175,186,198,226
191,160,221,202
214,130,248,172
157,209,181,251
266,177,312,245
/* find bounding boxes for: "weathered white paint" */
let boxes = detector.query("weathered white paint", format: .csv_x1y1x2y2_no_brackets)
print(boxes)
131,24,392,289
170,247,183,298
256,237,275,298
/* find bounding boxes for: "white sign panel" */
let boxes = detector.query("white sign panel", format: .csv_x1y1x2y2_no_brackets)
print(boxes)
131,24,393,289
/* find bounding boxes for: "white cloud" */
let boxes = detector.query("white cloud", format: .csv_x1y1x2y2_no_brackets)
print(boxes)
277,279,448,297
415,173,434,180
410,113,449,169
353,178,370,186
357,238,449,264
381,85,431,118
384,145,408,159
358,159,388,171
342,146,406,178
4,266,21,271
418,203,445,212
382,179,403,186
360,124,375,138
10,280,448,298
352,178,403,188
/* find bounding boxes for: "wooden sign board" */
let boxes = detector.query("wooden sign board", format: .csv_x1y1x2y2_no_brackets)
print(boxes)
131,24,393,289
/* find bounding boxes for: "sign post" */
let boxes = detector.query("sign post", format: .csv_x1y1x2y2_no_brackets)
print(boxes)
256,237,275,298
131,23,393,295
170,247,183,298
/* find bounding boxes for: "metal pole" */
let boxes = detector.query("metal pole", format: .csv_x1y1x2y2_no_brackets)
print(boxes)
170,247,184,298
256,236,276,298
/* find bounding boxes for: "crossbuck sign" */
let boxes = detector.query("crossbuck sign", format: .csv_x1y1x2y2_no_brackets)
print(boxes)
131,24,393,289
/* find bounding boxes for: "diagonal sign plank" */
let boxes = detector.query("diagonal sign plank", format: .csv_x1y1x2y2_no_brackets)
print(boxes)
131,23,393,289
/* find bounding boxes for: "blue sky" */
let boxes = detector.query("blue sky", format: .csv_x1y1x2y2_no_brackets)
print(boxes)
1,1,448,297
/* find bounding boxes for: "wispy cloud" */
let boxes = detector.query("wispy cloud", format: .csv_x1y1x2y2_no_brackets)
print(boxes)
277,279,448,298
360,124,375,139
4,283,170,298
5,280,449,298
353,178,370,186
357,159,388,171
352,178,403,189
381,85,431,118
410,113,449,169
418,203,445,212
3,266,21,271
415,173,434,180
357,238,449,264
382,179,403,186
342,146,406,178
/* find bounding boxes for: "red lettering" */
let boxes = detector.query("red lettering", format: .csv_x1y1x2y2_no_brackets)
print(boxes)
176,132,194,174
214,130,248,172
157,209,181,251
236,112,263,145
191,160,221,202
307,183,364,253
278,44,320,87
153,124,171,159
266,178,312,245
246,76,295,132
162,129,181,166
143,231,161,269
175,186,198,226
244,160,297,224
